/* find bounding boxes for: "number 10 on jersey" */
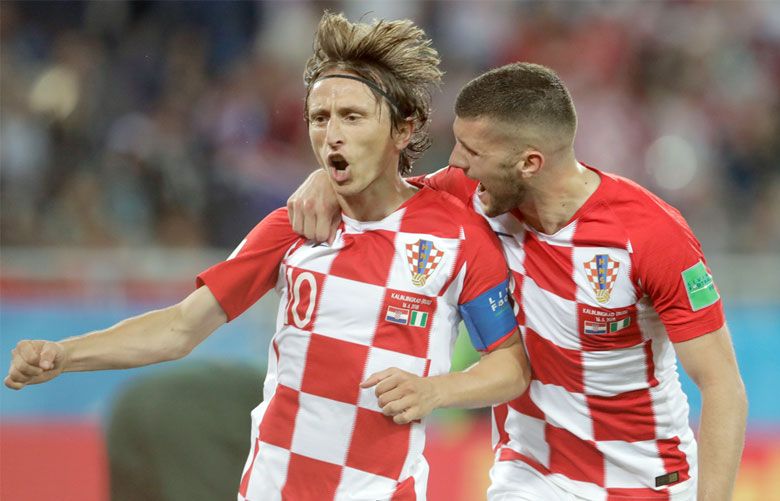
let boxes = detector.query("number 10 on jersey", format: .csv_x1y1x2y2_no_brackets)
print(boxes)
285,267,323,330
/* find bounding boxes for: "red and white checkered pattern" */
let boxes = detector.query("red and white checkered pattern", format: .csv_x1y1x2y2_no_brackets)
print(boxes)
420,166,725,500
198,187,510,500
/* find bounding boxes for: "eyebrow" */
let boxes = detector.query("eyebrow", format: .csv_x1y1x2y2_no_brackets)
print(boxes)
308,105,370,116
458,138,479,156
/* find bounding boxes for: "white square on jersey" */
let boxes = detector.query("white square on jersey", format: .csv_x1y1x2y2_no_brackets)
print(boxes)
244,442,290,501
523,277,580,350
275,330,312,391
529,381,594,442
385,233,460,294
573,247,635,308
290,392,358,466
599,439,666,489
314,275,384,347
582,344,652,397
501,232,527,276
504,405,551,468
358,346,428,413
335,466,398,501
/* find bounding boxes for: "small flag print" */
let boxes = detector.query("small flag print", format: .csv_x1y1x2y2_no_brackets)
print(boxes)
609,317,631,333
386,306,410,325
409,310,428,328
584,321,607,335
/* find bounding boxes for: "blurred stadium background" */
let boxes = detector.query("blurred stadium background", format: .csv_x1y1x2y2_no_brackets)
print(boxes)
1,1,778,500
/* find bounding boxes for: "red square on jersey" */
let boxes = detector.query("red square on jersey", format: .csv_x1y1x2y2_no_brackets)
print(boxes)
329,231,396,287
510,270,526,326
588,388,656,442
523,232,576,301
372,289,435,358
525,328,584,394
657,437,691,484
300,334,369,405
281,453,341,500
546,424,605,486
258,384,299,449
346,408,410,480
508,388,545,420
578,304,642,352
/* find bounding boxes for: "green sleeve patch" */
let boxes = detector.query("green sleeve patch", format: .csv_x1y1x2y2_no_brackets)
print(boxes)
681,260,720,311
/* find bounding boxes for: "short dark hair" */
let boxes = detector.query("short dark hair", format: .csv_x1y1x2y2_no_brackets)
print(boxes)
304,12,442,175
455,63,577,143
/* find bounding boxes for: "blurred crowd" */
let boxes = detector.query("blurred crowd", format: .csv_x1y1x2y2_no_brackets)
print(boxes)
2,1,779,251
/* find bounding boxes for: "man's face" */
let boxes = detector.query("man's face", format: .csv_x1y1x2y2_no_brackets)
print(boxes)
307,76,401,199
449,116,527,217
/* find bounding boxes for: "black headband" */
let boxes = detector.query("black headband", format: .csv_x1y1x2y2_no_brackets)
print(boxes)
315,74,401,113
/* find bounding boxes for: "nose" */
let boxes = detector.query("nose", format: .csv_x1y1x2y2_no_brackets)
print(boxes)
448,143,467,170
326,117,344,148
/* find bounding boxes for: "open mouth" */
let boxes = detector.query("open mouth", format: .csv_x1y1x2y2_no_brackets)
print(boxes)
327,153,350,183
328,153,349,171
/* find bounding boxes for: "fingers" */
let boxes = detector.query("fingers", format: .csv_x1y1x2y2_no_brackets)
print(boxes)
4,375,24,390
39,343,60,370
288,198,302,235
302,207,318,242
16,341,41,368
360,368,396,388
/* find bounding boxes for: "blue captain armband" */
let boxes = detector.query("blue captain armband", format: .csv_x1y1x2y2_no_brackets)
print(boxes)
459,279,517,351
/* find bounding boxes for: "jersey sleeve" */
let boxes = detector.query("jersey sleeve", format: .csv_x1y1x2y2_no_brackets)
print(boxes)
632,206,725,343
408,166,478,206
455,217,518,352
196,208,301,322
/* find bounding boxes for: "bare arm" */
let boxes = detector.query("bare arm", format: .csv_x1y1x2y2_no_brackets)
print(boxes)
674,324,747,501
4,286,227,390
361,332,530,424
287,169,340,243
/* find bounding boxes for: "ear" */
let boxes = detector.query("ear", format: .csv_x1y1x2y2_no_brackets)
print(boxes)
392,118,414,150
517,149,544,178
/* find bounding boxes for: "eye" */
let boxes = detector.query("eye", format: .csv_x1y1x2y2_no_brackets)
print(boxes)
344,114,360,122
309,114,327,125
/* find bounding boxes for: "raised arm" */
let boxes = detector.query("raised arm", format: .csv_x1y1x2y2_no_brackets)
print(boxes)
361,332,530,424
674,324,747,501
4,286,227,390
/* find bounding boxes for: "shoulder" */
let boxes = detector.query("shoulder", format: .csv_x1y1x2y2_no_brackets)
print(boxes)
242,207,300,250
409,185,492,237
600,172,694,243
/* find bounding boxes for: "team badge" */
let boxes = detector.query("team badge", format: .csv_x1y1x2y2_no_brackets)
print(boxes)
405,239,444,287
583,254,619,304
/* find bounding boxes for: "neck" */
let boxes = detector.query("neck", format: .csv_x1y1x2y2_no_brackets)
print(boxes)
338,171,418,222
517,154,600,234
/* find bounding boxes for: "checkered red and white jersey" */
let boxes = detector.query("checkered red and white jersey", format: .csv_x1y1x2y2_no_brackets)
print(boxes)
420,166,725,500
196,185,516,501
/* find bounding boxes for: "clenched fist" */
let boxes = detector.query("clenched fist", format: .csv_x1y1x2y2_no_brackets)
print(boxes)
4,340,67,390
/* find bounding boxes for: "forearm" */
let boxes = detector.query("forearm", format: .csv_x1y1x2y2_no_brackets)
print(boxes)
62,305,193,372
696,381,748,500
432,344,530,409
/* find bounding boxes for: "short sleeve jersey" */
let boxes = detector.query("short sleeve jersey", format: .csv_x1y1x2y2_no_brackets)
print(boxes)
197,185,517,501
418,165,725,499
